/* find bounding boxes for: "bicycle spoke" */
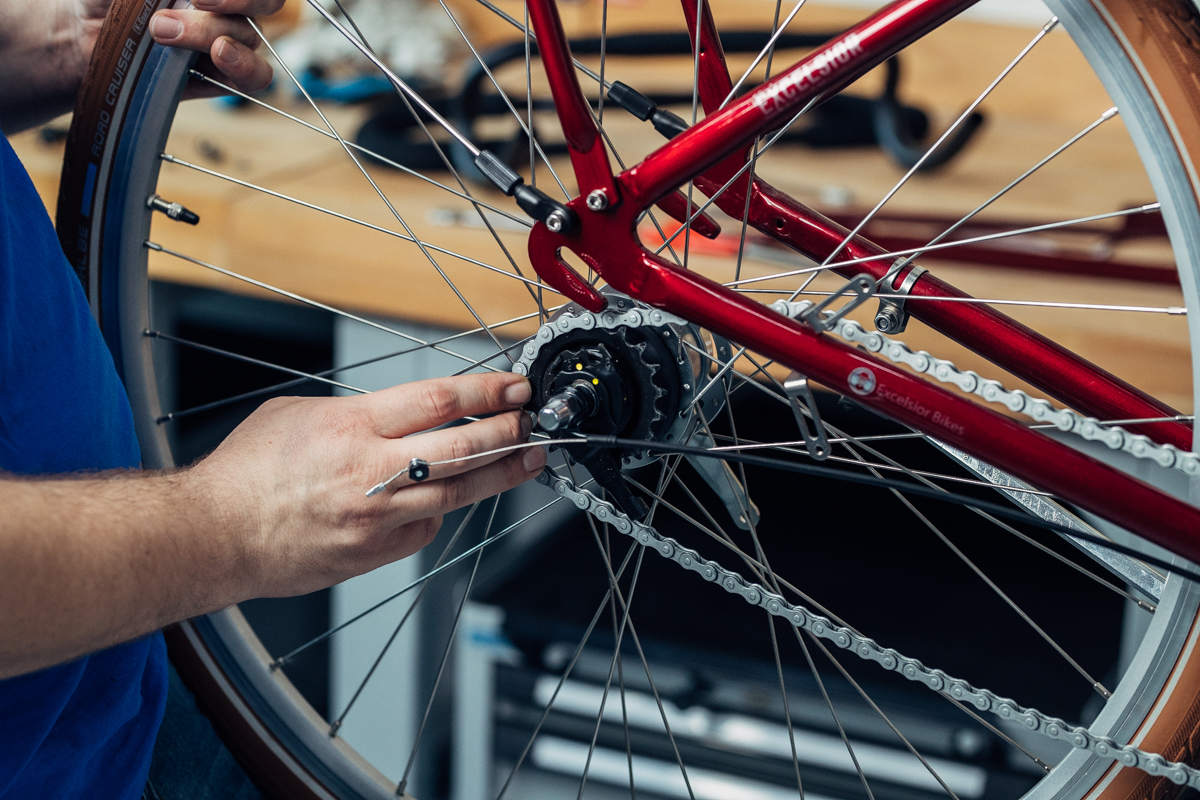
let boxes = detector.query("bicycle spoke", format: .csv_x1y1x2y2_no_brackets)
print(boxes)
883,106,1121,282
253,21,516,362
807,632,962,800
814,411,1164,607
729,288,1187,316
147,243,512,372
721,0,807,110
328,502,481,736
185,70,531,228
434,0,571,199
729,203,1164,288
158,155,552,294
807,16,1061,290
144,330,367,393
653,96,822,256
589,539,698,800
834,436,1112,698
271,491,581,669
495,539,641,800
324,0,552,320
396,497,501,796
156,309,548,424
793,625,878,800
767,615,806,798
577,518,644,800
733,0,787,285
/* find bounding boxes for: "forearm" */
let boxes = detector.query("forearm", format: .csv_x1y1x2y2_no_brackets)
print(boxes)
0,1,92,134
0,468,246,679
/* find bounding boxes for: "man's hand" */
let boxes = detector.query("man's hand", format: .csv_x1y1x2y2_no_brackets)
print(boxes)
148,0,285,98
0,372,547,679
197,372,547,598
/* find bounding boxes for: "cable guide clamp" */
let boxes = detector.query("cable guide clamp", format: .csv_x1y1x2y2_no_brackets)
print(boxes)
799,273,875,332
474,150,578,234
784,372,830,460
874,262,927,334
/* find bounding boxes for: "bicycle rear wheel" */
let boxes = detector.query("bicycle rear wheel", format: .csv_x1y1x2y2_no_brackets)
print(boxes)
53,0,1200,798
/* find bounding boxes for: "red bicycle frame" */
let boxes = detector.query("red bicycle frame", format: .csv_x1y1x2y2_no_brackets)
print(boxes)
520,0,1200,555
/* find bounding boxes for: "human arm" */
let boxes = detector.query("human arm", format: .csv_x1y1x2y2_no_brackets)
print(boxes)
0,372,547,680
0,0,281,135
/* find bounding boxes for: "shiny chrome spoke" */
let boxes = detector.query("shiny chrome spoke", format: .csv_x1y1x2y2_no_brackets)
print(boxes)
328,503,482,736
254,21,516,361
654,96,822,257
397,497,501,796
156,309,547,424
882,106,1120,282
794,625,878,800
271,492,579,669
435,0,570,199
731,203,1164,289
184,70,531,229
767,615,806,798
147,243,509,372
577,518,644,800
720,0,806,110
833,435,1112,698
728,288,1187,316
158,155,551,294
589,537,698,800
495,539,642,800
144,329,367,393
807,632,962,800
807,16,1060,289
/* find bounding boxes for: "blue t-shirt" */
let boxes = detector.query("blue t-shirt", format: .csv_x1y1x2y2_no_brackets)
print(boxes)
0,135,167,798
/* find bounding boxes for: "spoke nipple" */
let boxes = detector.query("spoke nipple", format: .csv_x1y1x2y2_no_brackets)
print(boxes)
409,458,431,481
586,189,610,212
147,194,200,225
328,720,342,738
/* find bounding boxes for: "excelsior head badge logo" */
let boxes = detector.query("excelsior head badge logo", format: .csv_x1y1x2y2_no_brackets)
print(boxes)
847,367,877,396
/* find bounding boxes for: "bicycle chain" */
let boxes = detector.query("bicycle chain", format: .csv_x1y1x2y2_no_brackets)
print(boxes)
771,299,1200,478
540,468,1200,788
519,296,1199,782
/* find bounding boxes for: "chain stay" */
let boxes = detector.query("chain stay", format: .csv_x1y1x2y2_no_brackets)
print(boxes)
540,470,1200,788
771,299,1200,477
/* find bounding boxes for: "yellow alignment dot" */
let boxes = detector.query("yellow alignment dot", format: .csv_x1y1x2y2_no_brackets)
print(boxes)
576,363,583,370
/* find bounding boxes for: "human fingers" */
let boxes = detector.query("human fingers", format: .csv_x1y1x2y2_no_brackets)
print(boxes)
379,411,534,487
362,373,532,438
150,9,262,52
189,0,286,16
388,447,547,520
150,11,274,95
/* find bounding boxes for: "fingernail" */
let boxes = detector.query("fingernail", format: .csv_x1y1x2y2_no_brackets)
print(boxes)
216,39,240,64
150,15,183,41
520,411,533,439
505,378,531,406
523,445,547,472
192,0,222,8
